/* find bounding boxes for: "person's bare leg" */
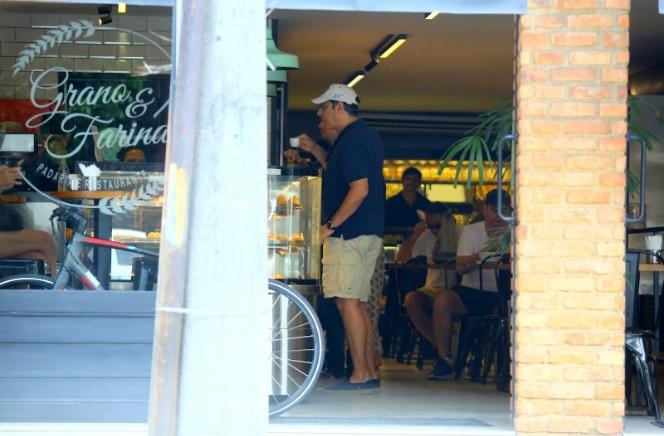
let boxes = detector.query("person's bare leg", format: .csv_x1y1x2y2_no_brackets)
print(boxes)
404,290,435,347
360,303,377,380
0,229,57,278
336,298,370,383
432,291,467,359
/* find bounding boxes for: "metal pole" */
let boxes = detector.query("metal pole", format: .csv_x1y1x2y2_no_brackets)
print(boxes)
148,0,268,434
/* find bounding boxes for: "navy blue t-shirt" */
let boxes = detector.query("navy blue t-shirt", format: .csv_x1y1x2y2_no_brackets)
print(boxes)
322,119,385,239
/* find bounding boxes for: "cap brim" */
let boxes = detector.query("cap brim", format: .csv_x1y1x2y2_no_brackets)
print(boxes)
311,95,327,105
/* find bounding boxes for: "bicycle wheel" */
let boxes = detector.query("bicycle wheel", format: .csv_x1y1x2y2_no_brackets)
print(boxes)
268,279,325,417
0,274,54,289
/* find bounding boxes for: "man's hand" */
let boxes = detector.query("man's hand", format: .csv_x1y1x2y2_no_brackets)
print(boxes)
320,224,334,242
413,221,427,237
283,148,303,165
297,133,317,153
0,161,23,193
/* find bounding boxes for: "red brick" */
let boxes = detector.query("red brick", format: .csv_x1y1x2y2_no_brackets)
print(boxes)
534,51,565,65
534,85,566,99
602,68,627,82
548,416,595,433
565,155,612,170
568,14,613,28
563,400,614,417
603,31,628,48
562,120,611,134
532,120,563,134
549,137,597,150
514,416,548,432
520,101,548,116
618,14,629,28
617,50,630,64
597,418,624,434
600,103,627,117
551,68,596,82
521,69,549,83
535,15,563,28
552,32,597,47
551,102,596,117
599,138,626,152
597,384,624,400
555,0,599,8
520,32,548,48
570,50,612,65
605,0,629,9
599,172,627,188
570,85,613,100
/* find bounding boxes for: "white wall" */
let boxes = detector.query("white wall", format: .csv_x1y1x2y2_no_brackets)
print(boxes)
0,10,171,100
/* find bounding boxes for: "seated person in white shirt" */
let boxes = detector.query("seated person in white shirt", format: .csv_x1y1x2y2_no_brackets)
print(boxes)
424,189,510,380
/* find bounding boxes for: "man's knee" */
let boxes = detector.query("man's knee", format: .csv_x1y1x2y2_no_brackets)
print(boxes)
433,292,461,314
335,297,361,313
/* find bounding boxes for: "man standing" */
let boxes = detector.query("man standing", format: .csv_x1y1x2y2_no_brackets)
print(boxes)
384,167,430,232
308,84,385,391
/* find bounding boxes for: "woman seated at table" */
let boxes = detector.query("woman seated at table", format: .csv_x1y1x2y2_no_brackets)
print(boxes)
0,163,57,278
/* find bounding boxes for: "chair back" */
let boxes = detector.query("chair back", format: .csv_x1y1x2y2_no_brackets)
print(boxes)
625,250,641,330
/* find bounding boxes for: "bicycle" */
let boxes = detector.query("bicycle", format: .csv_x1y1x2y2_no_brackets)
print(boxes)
0,176,325,416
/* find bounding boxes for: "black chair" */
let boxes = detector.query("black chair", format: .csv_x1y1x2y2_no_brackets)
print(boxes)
388,255,426,364
453,255,512,391
625,249,664,426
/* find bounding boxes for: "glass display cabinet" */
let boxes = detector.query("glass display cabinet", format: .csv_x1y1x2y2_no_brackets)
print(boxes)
267,167,321,283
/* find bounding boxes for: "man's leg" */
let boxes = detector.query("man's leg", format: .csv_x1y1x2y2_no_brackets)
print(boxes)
0,229,57,277
432,291,467,360
404,290,435,347
360,302,377,379
317,297,346,378
336,297,372,383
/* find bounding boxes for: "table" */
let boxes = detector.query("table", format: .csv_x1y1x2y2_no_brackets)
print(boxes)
52,191,126,288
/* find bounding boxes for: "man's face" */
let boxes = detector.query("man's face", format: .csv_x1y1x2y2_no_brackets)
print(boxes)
483,204,507,231
318,121,337,143
425,213,443,235
316,101,340,130
402,174,421,193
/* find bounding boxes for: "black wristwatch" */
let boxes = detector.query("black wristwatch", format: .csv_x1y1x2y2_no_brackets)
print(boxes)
326,221,337,231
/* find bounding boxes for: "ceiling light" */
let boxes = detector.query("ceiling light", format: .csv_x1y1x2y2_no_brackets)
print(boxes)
346,71,365,88
379,34,407,59
424,11,440,20
118,2,127,13
97,5,112,25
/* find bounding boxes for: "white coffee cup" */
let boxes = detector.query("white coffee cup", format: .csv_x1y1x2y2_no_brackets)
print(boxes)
289,137,300,148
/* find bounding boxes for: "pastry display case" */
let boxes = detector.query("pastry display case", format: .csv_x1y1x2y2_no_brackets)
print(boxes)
268,167,321,282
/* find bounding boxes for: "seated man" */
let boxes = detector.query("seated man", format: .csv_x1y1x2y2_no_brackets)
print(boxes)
0,162,57,278
422,189,510,380
401,202,458,360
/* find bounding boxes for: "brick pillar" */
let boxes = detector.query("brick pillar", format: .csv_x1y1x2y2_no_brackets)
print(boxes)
514,1,629,434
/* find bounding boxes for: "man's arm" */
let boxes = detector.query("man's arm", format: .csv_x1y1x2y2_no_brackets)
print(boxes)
298,134,329,169
395,221,427,262
320,178,368,240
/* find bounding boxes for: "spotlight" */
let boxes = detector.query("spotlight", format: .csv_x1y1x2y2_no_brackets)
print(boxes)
97,5,112,25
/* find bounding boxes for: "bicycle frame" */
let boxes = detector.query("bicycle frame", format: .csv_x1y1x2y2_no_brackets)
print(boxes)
54,223,159,291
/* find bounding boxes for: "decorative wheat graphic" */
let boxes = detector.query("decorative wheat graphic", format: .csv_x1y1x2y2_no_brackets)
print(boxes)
12,20,96,76
98,178,164,216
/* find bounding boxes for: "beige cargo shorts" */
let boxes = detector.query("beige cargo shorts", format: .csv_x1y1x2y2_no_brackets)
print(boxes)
322,235,383,302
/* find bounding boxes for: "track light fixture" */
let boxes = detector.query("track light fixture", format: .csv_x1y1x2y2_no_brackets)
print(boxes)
97,5,112,26
345,71,365,88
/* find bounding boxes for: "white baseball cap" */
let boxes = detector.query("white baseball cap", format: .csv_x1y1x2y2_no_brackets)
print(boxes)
311,84,359,106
